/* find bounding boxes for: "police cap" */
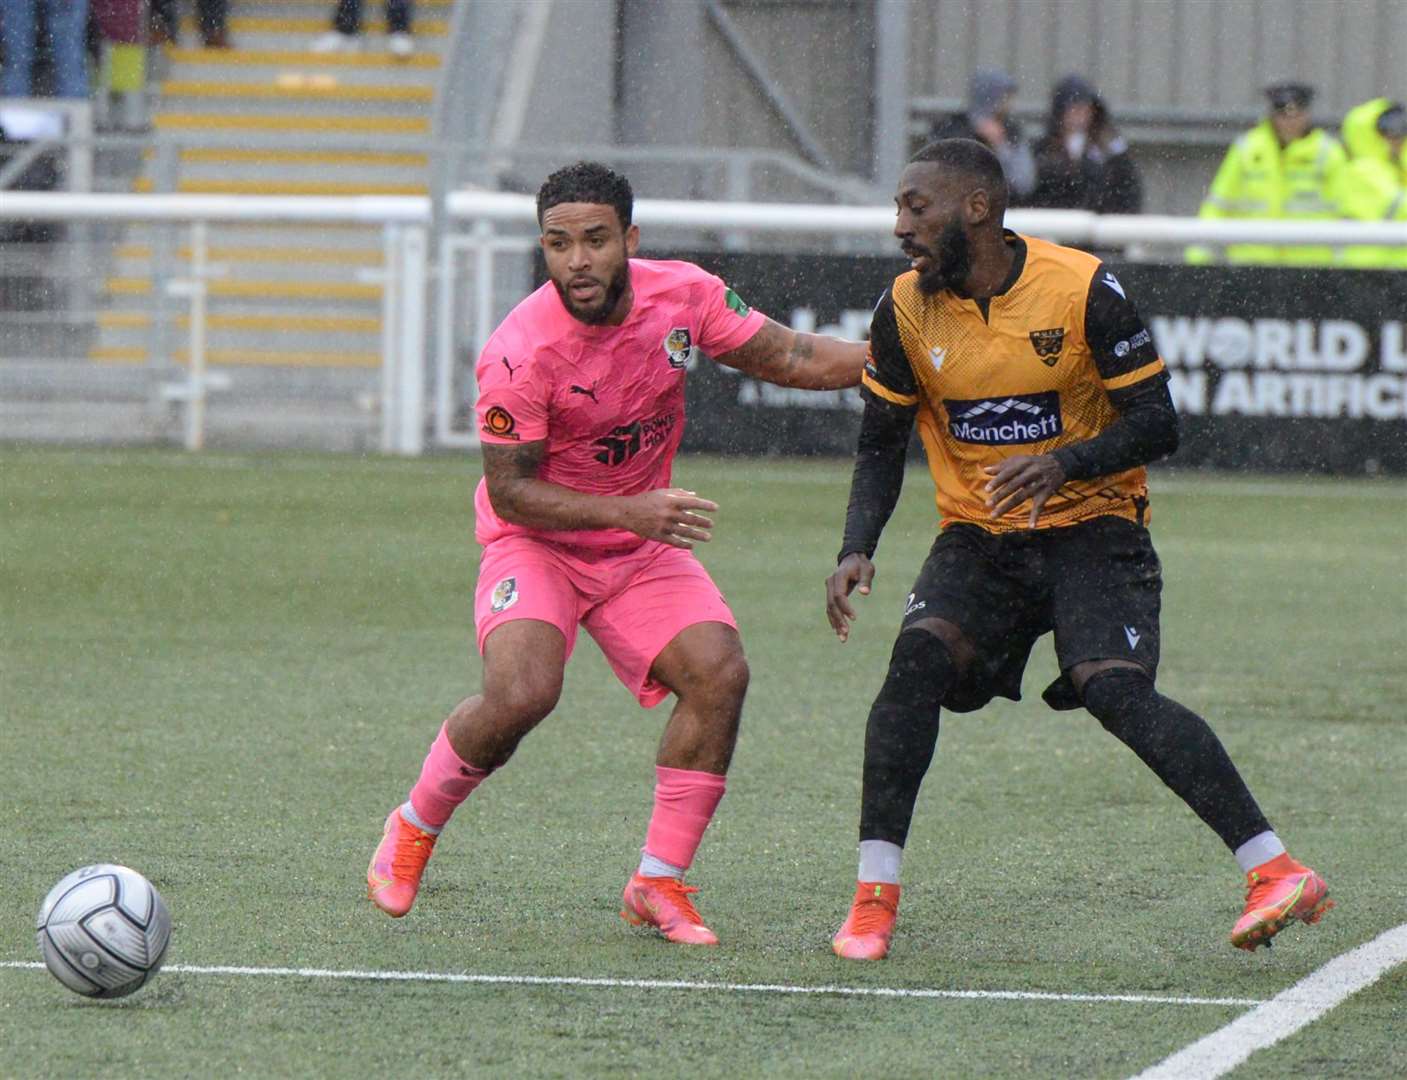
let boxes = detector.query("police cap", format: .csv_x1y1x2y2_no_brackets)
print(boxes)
1264,82,1314,111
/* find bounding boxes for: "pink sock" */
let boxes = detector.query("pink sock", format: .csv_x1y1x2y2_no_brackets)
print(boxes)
642,766,727,871
407,723,491,829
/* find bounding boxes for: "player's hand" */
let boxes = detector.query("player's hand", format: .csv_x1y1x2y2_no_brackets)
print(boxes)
620,488,718,548
983,454,1067,528
825,552,876,643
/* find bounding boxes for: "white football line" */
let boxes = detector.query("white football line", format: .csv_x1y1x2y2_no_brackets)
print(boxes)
1131,922,1407,1080
0,960,1261,1007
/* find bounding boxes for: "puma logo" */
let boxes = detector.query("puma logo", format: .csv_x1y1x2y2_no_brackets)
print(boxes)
501,356,519,379
569,383,599,404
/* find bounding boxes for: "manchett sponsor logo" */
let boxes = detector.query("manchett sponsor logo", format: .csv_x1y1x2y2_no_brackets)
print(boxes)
945,391,1063,445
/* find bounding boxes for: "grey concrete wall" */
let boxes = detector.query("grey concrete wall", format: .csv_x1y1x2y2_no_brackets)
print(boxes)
492,0,1407,210
909,0,1406,120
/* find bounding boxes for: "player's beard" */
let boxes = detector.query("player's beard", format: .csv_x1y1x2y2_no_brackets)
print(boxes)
915,215,973,296
554,261,631,325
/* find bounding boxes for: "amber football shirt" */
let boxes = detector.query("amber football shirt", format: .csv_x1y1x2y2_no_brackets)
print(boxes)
862,231,1166,532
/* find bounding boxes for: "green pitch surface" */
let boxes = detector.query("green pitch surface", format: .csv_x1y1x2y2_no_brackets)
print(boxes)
3,448,1405,1078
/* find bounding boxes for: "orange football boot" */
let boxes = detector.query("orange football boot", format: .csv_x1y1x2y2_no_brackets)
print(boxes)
1230,853,1332,951
620,873,719,945
367,807,438,917
833,881,901,960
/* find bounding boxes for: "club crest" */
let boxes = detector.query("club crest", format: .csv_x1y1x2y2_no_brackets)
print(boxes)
663,327,693,369
1028,328,1065,366
489,576,518,614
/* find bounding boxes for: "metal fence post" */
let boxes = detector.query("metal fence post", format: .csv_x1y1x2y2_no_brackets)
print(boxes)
379,223,402,455
395,225,428,456
184,220,208,451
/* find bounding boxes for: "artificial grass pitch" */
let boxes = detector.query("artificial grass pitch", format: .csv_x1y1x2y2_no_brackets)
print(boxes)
2,448,1404,1078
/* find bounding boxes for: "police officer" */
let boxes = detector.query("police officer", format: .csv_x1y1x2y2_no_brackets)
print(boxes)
1339,102,1407,268
1190,82,1346,266
1342,97,1407,169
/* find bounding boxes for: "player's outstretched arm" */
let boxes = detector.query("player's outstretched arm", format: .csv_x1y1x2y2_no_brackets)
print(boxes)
824,391,915,641
482,442,718,549
713,317,866,390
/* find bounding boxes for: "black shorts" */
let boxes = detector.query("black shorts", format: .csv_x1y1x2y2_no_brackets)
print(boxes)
899,516,1162,713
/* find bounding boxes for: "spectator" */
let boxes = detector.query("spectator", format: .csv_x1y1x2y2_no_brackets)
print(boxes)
311,0,413,58
1030,74,1143,214
1338,102,1407,269
1189,82,1346,266
148,1,230,49
0,0,90,98
928,68,1037,202
1341,95,1407,168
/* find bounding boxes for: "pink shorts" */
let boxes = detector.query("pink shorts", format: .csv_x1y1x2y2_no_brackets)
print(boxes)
474,536,737,708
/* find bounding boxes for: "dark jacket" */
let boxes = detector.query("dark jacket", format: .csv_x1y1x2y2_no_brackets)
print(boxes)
1030,78,1143,214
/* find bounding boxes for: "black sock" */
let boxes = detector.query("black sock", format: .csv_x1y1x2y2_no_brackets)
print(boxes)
859,631,957,846
1082,669,1271,851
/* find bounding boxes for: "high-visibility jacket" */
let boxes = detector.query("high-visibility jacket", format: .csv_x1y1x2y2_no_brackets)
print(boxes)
1341,98,1407,168
1190,121,1346,266
1338,156,1407,268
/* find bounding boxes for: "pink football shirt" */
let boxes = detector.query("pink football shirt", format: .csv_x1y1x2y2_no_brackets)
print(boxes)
473,258,766,549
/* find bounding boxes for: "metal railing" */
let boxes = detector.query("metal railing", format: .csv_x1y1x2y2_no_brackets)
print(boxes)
8,189,1407,456
1,192,427,453
0,99,94,191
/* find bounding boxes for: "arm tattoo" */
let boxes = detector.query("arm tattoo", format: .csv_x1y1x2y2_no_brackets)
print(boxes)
717,319,809,385
481,440,546,510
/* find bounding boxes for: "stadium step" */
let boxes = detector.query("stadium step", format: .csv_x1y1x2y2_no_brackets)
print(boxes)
115,225,386,251
132,177,429,196
157,81,432,119
97,311,381,357
161,50,440,89
89,346,381,369
190,15,447,35
112,245,385,282
114,242,386,266
98,311,381,332
103,277,381,300
151,112,429,138
163,48,441,70
134,149,429,192
95,0,439,375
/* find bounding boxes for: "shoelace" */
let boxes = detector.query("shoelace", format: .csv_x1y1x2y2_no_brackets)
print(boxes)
651,880,706,925
390,825,436,880
848,896,897,935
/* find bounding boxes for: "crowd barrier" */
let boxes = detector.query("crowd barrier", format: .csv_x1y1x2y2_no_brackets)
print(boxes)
3,190,1406,472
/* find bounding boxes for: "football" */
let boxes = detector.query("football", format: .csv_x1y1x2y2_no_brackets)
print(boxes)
35,864,171,999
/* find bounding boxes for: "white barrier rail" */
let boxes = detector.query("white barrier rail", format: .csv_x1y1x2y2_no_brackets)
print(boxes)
4,191,1407,456
0,192,429,224
443,189,1407,246
0,194,428,454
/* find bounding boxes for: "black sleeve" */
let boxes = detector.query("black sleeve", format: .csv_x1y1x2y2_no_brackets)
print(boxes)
1051,374,1178,481
1082,264,1162,384
862,290,918,402
839,290,917,561
1050,265,1178,481
839,390,915,561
